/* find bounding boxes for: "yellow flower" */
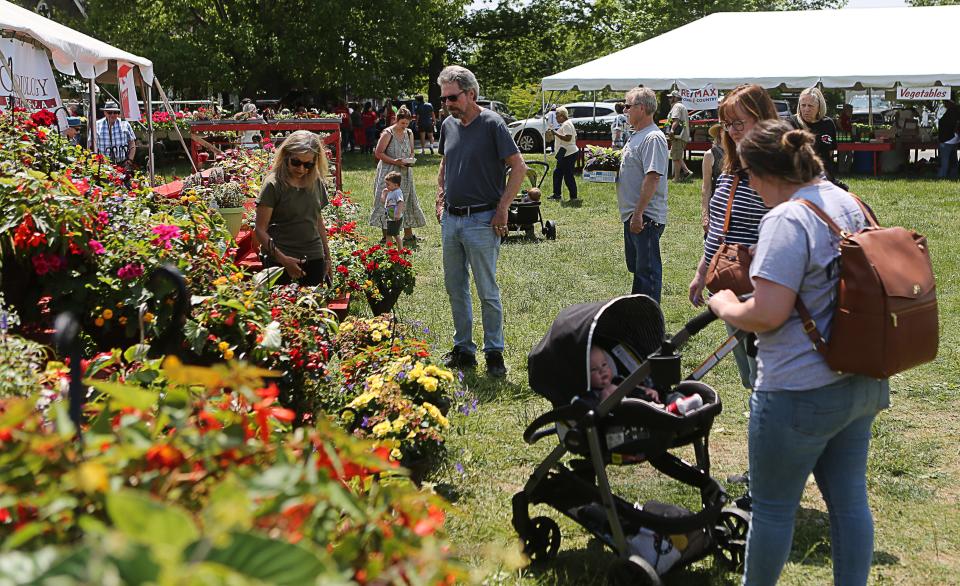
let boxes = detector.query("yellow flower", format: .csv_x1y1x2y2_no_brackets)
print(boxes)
213,277,228,286
372,421,392,437
348,391,377,408
218,341,230,351
143,312,154,324
408,363,425,381
419,376,438,393
244,290,254,296
365,280,373,288
371,331,382,342
118,316,128,325
243,301,252,310
94,317,105,327
102,309,114,320
338,322,353,333
224,348,235,360
390,448,402,460
423,402,450,428
391,416,407,433
76,461,109,494
366,376,384,393
230,272,244,282
425,365,454,383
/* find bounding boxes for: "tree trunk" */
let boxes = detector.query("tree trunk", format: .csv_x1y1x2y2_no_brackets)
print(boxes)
427,46,446,109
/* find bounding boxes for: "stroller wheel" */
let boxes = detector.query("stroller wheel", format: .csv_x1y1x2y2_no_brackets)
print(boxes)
606,555,662,586
521,516,561,564
714,507,751,570
543,220,557,240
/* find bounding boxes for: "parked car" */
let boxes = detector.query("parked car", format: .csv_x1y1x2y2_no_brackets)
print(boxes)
477,99,516,126
772,99,792,120
508,101,618,153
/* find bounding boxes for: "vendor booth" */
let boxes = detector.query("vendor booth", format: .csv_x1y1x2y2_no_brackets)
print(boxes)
0,0,180,183
538,5,960,176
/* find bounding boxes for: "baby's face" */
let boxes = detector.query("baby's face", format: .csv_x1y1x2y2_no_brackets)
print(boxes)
590,349,613,389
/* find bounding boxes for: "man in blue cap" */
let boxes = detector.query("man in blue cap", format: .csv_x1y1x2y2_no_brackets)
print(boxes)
65,117,82,147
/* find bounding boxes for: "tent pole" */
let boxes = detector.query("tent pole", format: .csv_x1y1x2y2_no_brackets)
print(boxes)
88,79,97,153
868,88,874,127
541,86,547,163
146,81,155,185
154,78,198,174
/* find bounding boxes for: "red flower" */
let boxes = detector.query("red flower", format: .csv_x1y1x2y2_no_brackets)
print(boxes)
29,109,56,127
197,410,223,434
336,265,349,275
145,444,185,470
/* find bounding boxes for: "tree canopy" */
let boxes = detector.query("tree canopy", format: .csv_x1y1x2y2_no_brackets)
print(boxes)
52,0,849,100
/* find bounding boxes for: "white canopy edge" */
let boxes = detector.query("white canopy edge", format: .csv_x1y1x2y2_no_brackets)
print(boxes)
0,0,154,84
543,6,960,91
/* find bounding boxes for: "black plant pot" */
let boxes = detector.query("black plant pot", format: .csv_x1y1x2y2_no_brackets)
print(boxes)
366,287,403,316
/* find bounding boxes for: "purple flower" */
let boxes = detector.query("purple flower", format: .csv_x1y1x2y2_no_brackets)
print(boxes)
455,462,465,475
360,416,370,428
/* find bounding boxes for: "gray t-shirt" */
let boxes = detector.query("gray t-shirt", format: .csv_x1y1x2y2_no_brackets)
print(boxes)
750,181,867,391
617,123,669,224
438,108,520,207
385,187,403,219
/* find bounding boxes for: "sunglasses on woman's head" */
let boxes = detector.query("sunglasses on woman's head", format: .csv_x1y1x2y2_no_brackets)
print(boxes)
288,158,315,169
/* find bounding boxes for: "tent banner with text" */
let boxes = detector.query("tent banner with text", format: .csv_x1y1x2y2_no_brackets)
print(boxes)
678,84,719,110
0,38,66,128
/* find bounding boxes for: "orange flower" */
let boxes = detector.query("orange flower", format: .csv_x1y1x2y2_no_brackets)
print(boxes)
145,444,185,470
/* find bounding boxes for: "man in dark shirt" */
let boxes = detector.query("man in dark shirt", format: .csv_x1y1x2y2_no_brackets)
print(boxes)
415,95,436,155
937,98,959,179
435,65,527,377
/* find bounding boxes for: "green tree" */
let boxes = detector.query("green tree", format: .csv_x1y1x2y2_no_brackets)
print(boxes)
74,0,467,99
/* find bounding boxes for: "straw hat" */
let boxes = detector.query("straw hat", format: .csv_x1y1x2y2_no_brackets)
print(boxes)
101,101,121,112
708,124,722,140
668,90,682,99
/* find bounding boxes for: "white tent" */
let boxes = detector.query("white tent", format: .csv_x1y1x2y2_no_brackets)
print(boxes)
0,0,153,83
543,6,960,91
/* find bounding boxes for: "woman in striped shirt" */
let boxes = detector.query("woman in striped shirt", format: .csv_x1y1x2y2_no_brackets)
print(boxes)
688,84,779,389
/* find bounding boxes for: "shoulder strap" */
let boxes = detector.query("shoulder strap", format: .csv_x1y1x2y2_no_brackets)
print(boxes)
795,199,844,235
795,298,828,355
719,174,741,235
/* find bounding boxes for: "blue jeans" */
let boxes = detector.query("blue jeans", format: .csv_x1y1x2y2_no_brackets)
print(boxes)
938,142,958,179
623,218,665,302
441,209,504,355
743,376,890,586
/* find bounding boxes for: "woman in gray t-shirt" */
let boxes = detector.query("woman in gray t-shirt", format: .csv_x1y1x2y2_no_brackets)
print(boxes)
708,120,889,586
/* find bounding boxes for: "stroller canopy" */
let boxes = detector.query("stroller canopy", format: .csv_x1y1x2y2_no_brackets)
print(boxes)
528,295,665,407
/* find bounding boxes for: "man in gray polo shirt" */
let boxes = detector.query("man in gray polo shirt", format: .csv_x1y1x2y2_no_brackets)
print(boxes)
435,65,527,377
617,87,669,302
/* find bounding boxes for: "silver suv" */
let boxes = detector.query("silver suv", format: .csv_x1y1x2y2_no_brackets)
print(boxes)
508,102,618,153
477,99,516,125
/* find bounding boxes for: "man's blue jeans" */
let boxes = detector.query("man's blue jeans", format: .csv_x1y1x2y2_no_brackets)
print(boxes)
441,209,504,355
623,218,665,303
938,142,958,179
743,376,890,586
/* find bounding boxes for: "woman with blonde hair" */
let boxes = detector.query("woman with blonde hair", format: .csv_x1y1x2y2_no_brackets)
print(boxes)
791,86,838,180
369,105,427,244
549,105,578,201
708,120,886,586
254,130,332,286
689,83,778,389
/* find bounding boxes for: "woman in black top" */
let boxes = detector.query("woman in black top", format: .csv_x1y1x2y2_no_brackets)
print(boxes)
791,87,837,180
699,123,724,234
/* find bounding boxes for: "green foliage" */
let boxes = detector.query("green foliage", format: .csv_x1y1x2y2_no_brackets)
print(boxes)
75,0,469,97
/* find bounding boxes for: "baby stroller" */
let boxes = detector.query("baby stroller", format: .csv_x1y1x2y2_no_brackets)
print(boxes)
513,295,750,585
505,160,557,240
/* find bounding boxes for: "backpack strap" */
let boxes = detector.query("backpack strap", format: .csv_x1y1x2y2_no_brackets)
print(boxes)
718,173,741,242
792,198,841,355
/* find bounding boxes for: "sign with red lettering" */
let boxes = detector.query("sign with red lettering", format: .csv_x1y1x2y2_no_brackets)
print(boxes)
0,38,66,128
117,61,141,121
679,84,719,110
896,86,950,101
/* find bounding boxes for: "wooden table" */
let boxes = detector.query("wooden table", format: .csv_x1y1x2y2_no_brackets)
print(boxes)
188,119,342,190
837,142,894,176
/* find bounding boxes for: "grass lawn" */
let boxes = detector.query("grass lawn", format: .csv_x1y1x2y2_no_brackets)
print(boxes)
337,150,958,585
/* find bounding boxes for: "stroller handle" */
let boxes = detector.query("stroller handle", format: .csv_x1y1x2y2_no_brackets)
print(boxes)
683,306,718,337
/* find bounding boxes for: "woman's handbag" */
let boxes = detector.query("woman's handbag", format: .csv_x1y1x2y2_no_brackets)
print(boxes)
705,175,754,295
545,128,555,143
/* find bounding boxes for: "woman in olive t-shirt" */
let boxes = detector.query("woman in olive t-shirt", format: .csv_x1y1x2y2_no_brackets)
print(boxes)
254,130,333,286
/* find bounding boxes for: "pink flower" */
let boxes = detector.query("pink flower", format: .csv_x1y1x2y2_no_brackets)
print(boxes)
88,240,106,255
150,224,182,250
117,263,144,280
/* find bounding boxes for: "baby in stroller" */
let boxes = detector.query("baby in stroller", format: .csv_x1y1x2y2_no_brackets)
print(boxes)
513,295,750,585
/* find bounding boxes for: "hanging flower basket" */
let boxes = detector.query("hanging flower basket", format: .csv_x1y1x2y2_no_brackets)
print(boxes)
366,286,403,316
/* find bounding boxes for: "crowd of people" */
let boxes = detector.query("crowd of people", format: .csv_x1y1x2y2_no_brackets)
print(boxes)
331,96,444,156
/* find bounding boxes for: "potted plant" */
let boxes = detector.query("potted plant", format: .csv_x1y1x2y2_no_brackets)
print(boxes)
212,181,247,239
358,243,415,315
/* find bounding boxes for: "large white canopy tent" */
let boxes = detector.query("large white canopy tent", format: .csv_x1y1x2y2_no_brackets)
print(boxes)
0,0,179,180
543,5,960,91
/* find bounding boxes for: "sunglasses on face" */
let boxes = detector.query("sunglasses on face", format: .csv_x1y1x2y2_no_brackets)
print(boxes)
288,158,315,169
440,90,466,103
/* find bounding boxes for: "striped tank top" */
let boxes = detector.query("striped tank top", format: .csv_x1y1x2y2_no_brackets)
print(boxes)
703,172,770,265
